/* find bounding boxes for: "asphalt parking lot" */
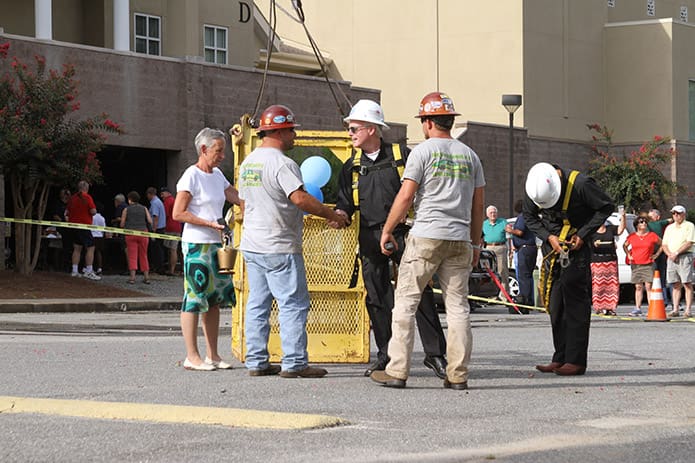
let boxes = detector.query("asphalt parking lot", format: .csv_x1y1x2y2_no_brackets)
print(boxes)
1,304,694,462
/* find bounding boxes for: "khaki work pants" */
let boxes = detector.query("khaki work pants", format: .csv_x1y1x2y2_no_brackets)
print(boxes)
385,235,473,383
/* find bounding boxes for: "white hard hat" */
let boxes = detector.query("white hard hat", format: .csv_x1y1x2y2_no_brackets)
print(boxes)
344,99,390,129
525,162,561,209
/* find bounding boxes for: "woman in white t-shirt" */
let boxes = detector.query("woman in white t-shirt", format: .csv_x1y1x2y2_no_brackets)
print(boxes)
172,128,240,371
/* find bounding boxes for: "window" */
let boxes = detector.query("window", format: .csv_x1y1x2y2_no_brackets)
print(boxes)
134,13,161,56
204,25,228,64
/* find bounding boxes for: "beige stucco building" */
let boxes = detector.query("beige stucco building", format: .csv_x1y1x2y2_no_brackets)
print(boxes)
0,0,693,225
255,0,695,146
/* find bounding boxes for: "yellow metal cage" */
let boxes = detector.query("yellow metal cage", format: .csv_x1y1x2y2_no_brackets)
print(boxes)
229,118,370,363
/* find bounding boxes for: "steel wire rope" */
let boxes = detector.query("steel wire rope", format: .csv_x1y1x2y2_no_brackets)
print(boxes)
289,0,352,117
250,0,279,127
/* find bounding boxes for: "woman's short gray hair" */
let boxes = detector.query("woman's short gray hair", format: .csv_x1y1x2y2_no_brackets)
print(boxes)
194,128,226,154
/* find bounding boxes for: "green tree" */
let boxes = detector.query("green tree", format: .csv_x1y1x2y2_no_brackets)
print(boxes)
0,42,122,274
586,123,686,213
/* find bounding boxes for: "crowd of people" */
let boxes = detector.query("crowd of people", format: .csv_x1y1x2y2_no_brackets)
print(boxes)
48,183,184,282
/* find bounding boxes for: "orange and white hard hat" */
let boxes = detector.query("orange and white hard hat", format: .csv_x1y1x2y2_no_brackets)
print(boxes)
257,105,301,131
415,92,461,118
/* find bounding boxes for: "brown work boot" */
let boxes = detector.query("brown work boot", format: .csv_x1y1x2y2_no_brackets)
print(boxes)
535,362,563,373
553,363,586,376
443,378,468,390
279,366,328,378
248,365,281,376
370,370,406,388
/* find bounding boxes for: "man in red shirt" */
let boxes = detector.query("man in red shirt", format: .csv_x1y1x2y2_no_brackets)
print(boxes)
65,180,101,280
160,186,183,275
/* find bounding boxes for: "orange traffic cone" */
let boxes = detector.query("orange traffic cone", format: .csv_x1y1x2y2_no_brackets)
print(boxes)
646,270,668,322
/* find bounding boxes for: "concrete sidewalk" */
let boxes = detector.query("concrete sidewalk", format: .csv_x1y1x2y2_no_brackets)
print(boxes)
0,296,181,313
0,273,183,313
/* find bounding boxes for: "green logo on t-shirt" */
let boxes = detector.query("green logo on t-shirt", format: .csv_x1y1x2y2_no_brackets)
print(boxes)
432,152,472,179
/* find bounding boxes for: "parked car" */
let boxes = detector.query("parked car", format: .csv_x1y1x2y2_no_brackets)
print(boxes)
433,248,501,312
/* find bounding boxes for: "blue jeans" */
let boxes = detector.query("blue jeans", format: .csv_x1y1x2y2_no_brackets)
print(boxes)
242,251,310,372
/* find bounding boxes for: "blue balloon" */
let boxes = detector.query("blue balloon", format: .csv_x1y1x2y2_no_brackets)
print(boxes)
300,156,332,188
304,182,324,203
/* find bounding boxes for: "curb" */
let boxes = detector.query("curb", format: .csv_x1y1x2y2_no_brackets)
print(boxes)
0,297,181,313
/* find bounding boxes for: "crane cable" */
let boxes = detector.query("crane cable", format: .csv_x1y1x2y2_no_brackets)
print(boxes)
250,0,279,127
250,0,353,125
289,0,352,118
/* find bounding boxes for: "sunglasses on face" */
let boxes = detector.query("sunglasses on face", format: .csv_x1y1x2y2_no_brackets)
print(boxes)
347,126,369,134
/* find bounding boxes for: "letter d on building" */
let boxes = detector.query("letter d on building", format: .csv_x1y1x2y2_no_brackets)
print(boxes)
239,1,251,23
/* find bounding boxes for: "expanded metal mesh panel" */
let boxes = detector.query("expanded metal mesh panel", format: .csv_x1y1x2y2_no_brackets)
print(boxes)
231,215,369,363
302,216,359,287
268,291,365,335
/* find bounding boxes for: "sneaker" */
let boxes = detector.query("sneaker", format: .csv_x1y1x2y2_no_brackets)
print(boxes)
70,272,81,278
83,271,101,281
628,308,642,317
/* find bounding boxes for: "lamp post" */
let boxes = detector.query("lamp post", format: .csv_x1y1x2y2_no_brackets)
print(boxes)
502,94,522,217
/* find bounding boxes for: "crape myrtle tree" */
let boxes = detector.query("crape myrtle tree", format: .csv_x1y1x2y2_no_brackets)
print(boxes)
0,42,122,274
586,123,687,214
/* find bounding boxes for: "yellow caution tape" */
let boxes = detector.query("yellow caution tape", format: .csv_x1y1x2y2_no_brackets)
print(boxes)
0,217,180,241
431,287,547,313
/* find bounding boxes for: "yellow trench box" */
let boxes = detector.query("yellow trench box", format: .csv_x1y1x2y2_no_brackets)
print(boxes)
230,125,370,363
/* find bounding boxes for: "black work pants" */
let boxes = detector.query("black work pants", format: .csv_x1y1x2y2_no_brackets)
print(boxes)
359,226,447,362
548,245,592,367
148,228,166,272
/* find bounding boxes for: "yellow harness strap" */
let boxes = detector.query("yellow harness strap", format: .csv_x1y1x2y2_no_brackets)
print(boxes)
351,150,361,208
540,170,579,310
392,143,405,178
351,143,404,209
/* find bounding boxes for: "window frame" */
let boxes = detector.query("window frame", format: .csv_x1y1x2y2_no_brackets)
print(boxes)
134,13,162,56
203,24,228,65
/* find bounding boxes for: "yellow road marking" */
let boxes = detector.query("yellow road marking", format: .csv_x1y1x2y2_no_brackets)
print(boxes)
0,396,346,430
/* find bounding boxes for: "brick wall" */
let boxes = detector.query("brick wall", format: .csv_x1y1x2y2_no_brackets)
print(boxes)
459,123,694,216
0,34,379,189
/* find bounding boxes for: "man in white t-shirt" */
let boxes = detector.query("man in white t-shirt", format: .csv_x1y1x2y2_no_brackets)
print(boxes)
662,205,695,317
371,92,485,390
238,104,347,378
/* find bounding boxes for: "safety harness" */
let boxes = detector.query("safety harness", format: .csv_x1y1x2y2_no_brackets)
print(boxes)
351,144,404,208
538,170,579,311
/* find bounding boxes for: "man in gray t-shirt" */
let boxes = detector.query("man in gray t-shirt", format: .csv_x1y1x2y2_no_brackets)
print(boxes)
371,92,485,390
238,104,347,379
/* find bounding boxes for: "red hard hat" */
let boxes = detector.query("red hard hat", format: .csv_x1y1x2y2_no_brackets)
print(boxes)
415,92,461,118
257,105,300,131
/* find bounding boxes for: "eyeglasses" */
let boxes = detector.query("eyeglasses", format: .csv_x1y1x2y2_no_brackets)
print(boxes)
347,126,369,134
637,219,648,224
672,211,683,215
